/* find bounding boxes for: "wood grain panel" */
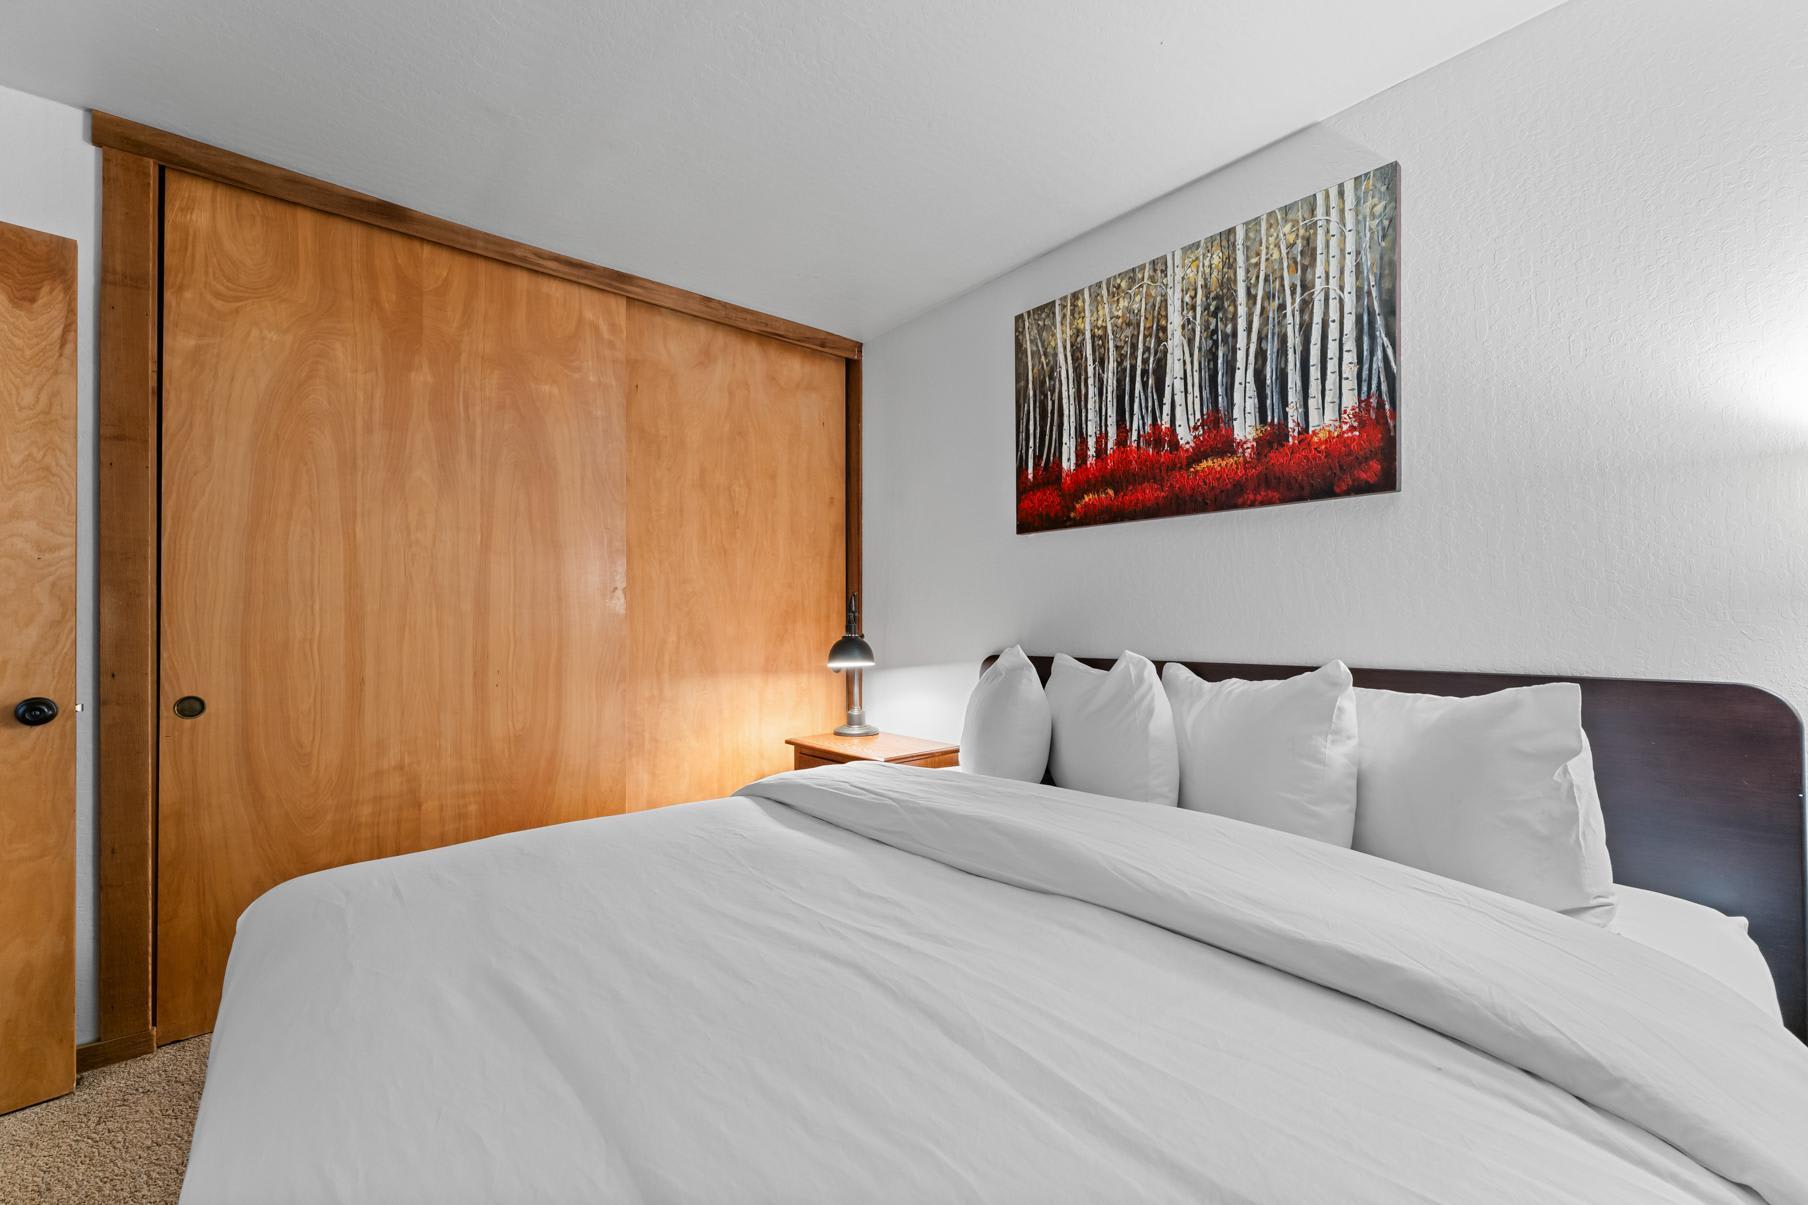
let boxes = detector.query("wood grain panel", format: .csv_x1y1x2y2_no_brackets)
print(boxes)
0,220,79,1113
157,172,629,1040
625,301,845,806
95,148,160,1044
92,112,859,360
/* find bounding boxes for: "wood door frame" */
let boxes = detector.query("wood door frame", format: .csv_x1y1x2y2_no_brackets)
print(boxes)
91,114,859,360
92,147,160,1064
91,117,863,1062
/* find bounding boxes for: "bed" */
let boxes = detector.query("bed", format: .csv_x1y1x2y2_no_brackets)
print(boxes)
178,659,1808,1205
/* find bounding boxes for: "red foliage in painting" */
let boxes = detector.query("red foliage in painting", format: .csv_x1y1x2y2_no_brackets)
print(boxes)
1017,401,1396,532
1016,485,1067,529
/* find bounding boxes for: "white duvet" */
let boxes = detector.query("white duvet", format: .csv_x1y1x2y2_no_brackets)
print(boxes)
182,763,1808,1205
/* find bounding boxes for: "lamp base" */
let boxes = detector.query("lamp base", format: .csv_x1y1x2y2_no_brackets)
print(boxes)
836,678,875,737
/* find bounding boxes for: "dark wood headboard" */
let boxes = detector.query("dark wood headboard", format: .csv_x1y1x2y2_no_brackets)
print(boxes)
982,654,1807,1039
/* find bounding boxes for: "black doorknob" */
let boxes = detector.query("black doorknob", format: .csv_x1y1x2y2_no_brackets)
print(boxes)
14,697,58,727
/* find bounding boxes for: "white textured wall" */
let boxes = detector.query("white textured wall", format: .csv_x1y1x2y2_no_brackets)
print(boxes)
0,84,99,1043
862,0,1808,744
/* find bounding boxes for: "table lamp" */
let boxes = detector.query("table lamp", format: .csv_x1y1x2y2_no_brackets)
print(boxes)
827,593,877,736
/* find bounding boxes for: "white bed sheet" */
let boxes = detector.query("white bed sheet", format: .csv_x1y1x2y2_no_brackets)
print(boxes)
180,764,1808,1205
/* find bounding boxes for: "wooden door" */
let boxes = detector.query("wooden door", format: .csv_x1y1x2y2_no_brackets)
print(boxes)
624,301,845,805
157,173,630,1040
0,221,78,1113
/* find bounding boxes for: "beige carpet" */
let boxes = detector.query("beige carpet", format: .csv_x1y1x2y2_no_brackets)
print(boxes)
0,1037,209,1205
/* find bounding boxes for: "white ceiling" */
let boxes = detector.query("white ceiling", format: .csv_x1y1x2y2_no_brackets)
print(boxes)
1,0,1564,341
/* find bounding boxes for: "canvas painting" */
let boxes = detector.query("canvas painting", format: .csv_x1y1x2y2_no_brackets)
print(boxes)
1015,162,1399,532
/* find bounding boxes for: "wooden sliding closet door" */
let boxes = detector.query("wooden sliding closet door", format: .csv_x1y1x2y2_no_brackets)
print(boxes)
157,173,629,1040
0,222,78,1113
624,302,844,806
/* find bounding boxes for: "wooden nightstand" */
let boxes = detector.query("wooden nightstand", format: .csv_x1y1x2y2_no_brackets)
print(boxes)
786,732,960,771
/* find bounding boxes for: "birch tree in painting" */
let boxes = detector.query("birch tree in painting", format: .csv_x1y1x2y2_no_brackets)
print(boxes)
1231,221,1249,441
1081,285,1097,456
1164,247,1185,432
1245,212,1268,438
1280,216,1303,432
1308,187,1328,431
1015,162,1398,533
1340,179,1359,417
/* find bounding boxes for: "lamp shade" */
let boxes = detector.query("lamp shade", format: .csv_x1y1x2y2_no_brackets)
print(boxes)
827,593,874,669
827,633,875,669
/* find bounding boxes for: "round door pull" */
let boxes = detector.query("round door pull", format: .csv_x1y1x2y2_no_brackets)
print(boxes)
14,697,59,727
173,696,207,720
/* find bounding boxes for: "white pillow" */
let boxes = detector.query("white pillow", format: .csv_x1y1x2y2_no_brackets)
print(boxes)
1046,653,1178,805
1353,684,1617,925
1610,885,1780,1021
959,646,1051,782
1162,661,1358,846
1566,732,1616,924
